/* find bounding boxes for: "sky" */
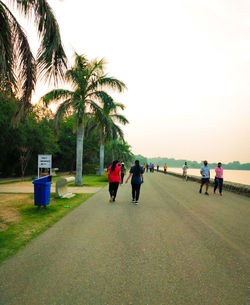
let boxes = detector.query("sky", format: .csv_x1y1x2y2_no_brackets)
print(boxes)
9,0,250,163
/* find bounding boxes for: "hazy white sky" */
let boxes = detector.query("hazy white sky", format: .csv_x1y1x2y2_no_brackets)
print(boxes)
11,0,250,163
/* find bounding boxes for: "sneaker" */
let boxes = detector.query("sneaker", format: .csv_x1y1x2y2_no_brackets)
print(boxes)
205,192,209,196
213,191,216,195
199,189,202,194
132,199,135,203
219,193,222,196
134,201,138,205
109,197,113,202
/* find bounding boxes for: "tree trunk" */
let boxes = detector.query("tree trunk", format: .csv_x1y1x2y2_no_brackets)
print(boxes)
75,125,84,186
99,140,104,176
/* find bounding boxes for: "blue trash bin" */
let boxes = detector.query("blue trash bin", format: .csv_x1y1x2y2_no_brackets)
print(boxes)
33,175,52,206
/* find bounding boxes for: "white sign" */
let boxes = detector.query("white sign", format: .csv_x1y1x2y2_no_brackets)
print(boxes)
38,155,52,168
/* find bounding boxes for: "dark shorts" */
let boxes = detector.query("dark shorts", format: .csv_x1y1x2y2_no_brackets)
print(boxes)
201,178,210,184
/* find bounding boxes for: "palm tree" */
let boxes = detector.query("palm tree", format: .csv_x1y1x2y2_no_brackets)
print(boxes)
40,53,126,185
0,0,67,122
88,101,128,175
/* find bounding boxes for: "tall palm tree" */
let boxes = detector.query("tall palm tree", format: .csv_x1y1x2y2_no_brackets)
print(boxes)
40,53,126,185
88,101,128,175
0,0,67,122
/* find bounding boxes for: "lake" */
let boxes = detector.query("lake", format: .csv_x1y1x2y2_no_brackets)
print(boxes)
159,167,250,186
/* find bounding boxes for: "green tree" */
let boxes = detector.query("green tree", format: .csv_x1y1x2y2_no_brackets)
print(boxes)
0,0,67,121
88,101,128,175
40,54,126,185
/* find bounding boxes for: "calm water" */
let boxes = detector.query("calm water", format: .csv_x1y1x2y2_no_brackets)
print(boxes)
159,167,250,186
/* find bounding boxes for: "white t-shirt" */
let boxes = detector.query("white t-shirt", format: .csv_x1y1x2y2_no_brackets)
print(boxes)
183,165,188,173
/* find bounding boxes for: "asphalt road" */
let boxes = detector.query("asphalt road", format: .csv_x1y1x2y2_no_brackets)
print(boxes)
0,172,249,305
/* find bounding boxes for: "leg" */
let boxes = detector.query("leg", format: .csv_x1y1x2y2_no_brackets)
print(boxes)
135,184,141,201
219,178,223,194
214,178,218,193
132,184,136,200
200,179,204,193
205,181,209,193
109,183,114,197
113,182,119,200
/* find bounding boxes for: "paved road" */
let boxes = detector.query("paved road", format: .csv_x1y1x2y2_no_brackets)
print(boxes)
0,173,249,305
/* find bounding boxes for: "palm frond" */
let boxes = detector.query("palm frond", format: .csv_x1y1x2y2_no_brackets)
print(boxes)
87,91,116,110
40,89,73,106
16,0,67,83
1,1,37,124
54,98,72,131
111,123,124,141
88,77,127,93
0,1,15,92
111,114,129,125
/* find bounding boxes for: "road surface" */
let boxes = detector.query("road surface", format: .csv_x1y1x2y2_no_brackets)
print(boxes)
0,172,249,305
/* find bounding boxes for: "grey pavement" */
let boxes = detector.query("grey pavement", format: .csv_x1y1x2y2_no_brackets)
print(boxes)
0,173,249,305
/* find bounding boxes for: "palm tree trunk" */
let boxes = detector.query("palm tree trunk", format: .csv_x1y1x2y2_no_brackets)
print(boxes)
99,138,104,176
75,125,84,186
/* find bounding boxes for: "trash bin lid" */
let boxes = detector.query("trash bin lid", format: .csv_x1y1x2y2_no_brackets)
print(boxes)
33,175,52,184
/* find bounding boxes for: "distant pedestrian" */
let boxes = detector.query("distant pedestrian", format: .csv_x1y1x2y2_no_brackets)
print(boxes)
108,160,121,202
146,164,149,172
143,164,146,173
152,164,155,173
149,163,152,172
214,162,223,196
164,163,167,174
157,165,159,172
182,162,189,181
120,162,126,184
125,160,144,204
199,160,210,195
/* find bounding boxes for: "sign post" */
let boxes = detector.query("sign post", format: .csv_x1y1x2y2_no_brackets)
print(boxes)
38,155,52,178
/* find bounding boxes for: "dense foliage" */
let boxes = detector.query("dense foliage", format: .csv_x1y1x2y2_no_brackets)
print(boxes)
0,93,133,177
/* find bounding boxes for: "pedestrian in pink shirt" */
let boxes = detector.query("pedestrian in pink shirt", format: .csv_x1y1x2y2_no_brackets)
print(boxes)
214,162,223,196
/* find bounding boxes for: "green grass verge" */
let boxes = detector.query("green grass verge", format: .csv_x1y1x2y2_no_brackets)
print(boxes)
0,193,93,264
68,174,108,187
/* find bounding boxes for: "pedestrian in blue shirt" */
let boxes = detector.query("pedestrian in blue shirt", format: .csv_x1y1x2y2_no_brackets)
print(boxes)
125,160,144,204
199,160,210,195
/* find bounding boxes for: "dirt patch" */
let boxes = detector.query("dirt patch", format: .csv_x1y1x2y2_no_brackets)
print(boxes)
0,194,31,231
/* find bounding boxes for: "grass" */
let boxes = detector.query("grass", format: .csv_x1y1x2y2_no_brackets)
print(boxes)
0,174,108,187
68,174,108,187
0,193,93,264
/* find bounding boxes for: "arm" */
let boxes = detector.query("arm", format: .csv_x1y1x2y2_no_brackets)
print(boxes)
141,173,144,183
125,173,132,183
119,170,122,184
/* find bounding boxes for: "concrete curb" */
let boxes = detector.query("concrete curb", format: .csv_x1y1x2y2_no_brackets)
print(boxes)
157,170,250,197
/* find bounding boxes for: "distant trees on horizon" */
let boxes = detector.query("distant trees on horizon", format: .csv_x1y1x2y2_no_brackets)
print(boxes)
132,156,250,170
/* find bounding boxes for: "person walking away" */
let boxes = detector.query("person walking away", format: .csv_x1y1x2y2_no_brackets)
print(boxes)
164,163,167,174
125,160,144,204
157,164,159,171
214,162,223,196
152,164,155,173
182,162,189,181
146,164,149,172
199,160,210,195
149,163,152,172
143,163,146,173
108,160,121,202
120,162,126,184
